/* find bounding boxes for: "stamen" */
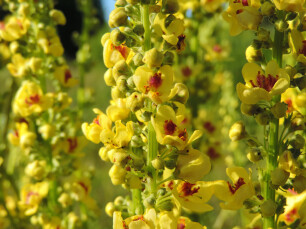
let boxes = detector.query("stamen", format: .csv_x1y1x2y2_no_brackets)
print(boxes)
164,120,177,135
178,182,200,197
227,177,245,194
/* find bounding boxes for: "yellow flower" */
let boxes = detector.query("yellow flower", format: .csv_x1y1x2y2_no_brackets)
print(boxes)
42,217,62,229
13,81,53,117
54,65,79,87
237,60,290,104
213,167,255,210
71,177,91,201
201,0,225,13
177,217,207,229
282,88,306,115
288,29,306,64
103,38,131,68
222,0,262,36
175,147,211,183
82,108,112,144
106,98,130,122
279,190,306,225
204,41,230,61
37,31,64,57
62,136,87,155
152,105,202,150
174,64,203,83
178,0,199,11
171,181,215,213
19,181,49,216
100,120,134,148
153,13,185,51
0,16,30,41
0,43,11,63
279,150,302,176
7,54,29,78
133,65,174,104
25,160,47,180
274,0,305,11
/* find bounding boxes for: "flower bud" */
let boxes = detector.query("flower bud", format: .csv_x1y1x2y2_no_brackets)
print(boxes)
18,2,30,16
275,20,288,32
271,102,287,119
101,33,110,46
271,168,289,186
111,86,125,99
110,29,125,46
105,202,115,217
50,9,66,25
291,112,305,131
104,68,116,86
58,193,72,208
285,65,297,79
293,175,306,193
260,200,277,217
247,148,263,163
38,124,55,140
261,1,274,16
164,159,176,169
109,7,128,28
20,132,36,149
255,111,271,126
25,160,47,180
109,165,127,185
116,76,128,93
162,0,179,14
245,45,262,63
113,60,130,80
115,0,127,7
171,83,189,104
126,0,140,4
126,92,144,113
157,199,174,211
108,148,129,166
257,28,270,42
144,195,156,208
289,134,305,149
294,75,306,90
99,147,110,161
142,48,163,69
241,103,262,116
279,150,300,174
151,157,164,170
133,24,144,36
9,41,20,54
28,57,42,73
114,196,125,206
229,121,247,141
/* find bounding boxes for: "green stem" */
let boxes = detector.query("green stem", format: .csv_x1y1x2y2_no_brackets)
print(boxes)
263,27,284,229
142,4,151,51
132,189,144,215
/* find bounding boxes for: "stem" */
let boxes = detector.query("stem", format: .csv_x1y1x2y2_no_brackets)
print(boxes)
132,189,144,215
142,4,151,51
263,27,284,229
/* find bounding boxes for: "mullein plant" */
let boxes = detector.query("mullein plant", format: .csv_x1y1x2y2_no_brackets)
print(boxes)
0,0,98,228
82,0,261,227
225,0,306,227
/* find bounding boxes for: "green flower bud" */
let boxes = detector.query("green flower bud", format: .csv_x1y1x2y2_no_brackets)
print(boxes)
133,53,144,66
110,29,126,46
109,7,128,28
291,113,305,131
171,83,189,104
271,102,287,119
111,86,125,99
255,111,271,126
126,92,144,112
126,0,140,4
127,76,135,89
271,168,289,186
229,121,247,141
114,196,125,206
133,24,144,36
157,199,173,211
163,51,174,65
294,75,306,90
125,36,137,47
116,76,128,93
115,0,127,7
245,45,262,63
144,195,156,208
293,175,306,193
285,65,297,79
50,9,66,25
260,199,277,217
141,111,152,122
162,0,179,14
247,148,263,163
275,20,288,32
105,202,115,217
104,69,116,86
131,135,144,147
151,157,164,170
157,188,167,197
142,48,163,68
113,60,130,80
164,159,176,169
289,134,305,149
261,1,274,16
285,12,297,21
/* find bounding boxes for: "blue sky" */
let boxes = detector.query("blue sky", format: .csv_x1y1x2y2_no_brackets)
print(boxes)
100,0,115,21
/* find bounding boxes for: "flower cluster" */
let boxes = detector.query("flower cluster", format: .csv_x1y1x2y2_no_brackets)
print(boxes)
0,0,98,228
